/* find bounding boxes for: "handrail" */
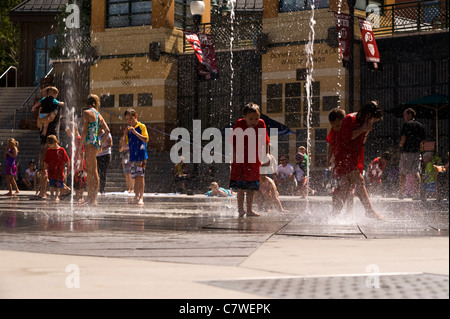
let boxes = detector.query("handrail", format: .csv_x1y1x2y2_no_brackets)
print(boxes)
16,67,54,112
0,66,18,87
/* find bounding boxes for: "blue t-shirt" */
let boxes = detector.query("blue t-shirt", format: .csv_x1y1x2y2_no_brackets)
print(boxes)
39,96,60,114
126,122,149,162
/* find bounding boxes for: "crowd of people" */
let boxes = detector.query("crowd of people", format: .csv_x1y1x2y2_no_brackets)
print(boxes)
2,87,448,213
1,86,149,207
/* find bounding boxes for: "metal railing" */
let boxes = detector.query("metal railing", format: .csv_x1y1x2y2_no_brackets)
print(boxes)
368,0,449,35
0,66,17,87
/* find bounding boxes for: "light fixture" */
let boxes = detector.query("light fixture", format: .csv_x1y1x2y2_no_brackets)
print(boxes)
219,0,232,16
190,0,206,16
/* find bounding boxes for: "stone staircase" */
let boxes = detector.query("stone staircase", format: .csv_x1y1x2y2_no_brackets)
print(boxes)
0,87,40,130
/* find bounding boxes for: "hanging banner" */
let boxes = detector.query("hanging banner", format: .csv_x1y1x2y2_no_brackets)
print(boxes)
184,31,219,80
334,12,351,62
358,18,381,63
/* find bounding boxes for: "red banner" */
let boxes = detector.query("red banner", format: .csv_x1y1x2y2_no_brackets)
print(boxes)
334,13,351,62
358,18,381,63
184,31,219,80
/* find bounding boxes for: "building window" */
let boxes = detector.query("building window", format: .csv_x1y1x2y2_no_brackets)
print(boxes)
138,93,152,106
315,128,328,167
100,94,115,108
279,0,329,13
285,82,302,128
175,0,194,29
34,34,56,85
267,84,283,113
107,0,152,28
323,95,340,112
119,94,133,107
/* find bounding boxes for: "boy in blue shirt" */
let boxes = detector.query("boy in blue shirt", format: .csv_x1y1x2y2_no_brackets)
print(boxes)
123,108,149,205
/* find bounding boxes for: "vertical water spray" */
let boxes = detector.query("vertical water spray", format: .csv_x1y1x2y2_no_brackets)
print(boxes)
336,0,344,105
229,0,235,127
304,2,316,214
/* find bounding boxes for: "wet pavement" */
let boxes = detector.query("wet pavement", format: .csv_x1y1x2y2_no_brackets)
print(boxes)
0,191,448,299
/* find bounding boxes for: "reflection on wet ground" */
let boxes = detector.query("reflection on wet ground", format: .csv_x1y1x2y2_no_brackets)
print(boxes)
0,194,448,265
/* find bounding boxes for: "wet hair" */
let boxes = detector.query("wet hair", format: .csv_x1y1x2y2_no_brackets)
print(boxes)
242,102,261,116
86,94,100,110
46,135,58,145
356,101,383,124
46,86,59,97
405,108,416,118
124,108,138,117
328,108,346,122
7,138,19,148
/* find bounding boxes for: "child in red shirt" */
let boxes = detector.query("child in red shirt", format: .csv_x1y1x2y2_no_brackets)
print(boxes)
44,135,70,202
230,103,270,217
367,151,391,196
326,108,354,212
333,101,385,220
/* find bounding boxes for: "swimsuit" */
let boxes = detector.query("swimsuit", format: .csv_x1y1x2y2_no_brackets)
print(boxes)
85,108,101,149
5,149,17,176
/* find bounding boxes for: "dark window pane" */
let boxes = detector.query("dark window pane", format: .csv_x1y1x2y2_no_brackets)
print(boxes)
137,93,152,106
285,113,302,128
315,128,328,141
285,82,301,97
267,84,282,98
267,99,282,113
285,97,301,113
100,94,115,108
323,95,340,111
119,94,133,107
296,129,307,141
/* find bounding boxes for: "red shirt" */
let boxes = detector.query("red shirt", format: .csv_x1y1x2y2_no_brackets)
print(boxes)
44,146,70,181
326,128,338,156
334,113,366,176
230,118,270,182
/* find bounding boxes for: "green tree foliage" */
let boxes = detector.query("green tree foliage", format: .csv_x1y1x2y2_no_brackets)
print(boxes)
0,0,22,71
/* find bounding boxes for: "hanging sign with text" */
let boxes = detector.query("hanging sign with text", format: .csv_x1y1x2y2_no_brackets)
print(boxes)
358,18,381,63
184,31,219,80
334,12,351,62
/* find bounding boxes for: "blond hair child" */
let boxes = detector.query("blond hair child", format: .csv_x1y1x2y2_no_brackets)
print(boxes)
4,138,20,196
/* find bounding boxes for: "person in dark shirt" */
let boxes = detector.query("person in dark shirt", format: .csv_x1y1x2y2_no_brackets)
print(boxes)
398,108,426,200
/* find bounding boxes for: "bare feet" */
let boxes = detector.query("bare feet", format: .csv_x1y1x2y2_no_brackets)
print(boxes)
246,211,261,217
238,210,246,217
366,210,385,220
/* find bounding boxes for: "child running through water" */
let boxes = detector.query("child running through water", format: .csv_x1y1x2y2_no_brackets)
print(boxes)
44,135,70,202
229,102,270,217
123,108,149,205
4,138,20,196
332,101,385,220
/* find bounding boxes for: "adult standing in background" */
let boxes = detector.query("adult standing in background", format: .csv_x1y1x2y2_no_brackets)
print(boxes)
398,108,426,200
97,128,113,195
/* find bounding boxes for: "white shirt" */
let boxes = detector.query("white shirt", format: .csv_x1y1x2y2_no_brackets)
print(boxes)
276,164,294,180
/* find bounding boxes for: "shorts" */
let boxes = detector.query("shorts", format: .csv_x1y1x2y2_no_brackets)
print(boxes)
229,180,260,191
130,160,146,179
49,179,64,188
122,160,132,174
399,152,421,175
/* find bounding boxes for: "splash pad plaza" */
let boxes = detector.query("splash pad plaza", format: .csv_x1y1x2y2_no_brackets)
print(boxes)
2,0,449,300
